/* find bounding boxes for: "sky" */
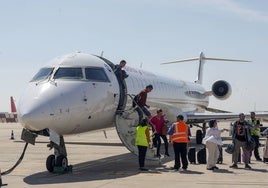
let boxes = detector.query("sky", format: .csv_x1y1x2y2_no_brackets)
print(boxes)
0,0,268,113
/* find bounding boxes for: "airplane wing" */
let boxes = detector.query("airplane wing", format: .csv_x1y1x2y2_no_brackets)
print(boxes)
186,111,268,124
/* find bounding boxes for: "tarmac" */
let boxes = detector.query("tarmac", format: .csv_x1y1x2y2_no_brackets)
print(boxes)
0,122,267,188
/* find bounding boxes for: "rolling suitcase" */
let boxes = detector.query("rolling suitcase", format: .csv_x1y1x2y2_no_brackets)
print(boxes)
197,147,206,164
188,147,196,164
196,130,203,144
263,138,268,163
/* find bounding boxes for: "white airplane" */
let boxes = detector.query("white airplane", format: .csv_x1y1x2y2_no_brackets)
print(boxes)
17,52,267,173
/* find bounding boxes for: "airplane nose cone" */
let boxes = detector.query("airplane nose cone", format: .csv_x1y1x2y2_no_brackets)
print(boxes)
18,100,53,131
18,84,54,131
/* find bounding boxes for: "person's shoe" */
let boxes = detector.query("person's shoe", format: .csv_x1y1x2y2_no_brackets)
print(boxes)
171,167,179,171
216,159,223,164
245,164,251,169
207,167,214,170
256,158,262,161
154,154,161,158
165,153,170,157
139,167,149,171
213,166,219,170
180,168,187,172
229,164,238,168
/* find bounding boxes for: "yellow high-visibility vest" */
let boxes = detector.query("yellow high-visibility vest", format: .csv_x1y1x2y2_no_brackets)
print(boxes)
135,125,149,146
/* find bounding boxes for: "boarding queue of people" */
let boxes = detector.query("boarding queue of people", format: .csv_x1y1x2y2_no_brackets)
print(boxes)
133,84,267,171
134,105,267,171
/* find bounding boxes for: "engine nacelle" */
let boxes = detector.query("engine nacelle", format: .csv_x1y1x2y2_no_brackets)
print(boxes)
212,80,232,100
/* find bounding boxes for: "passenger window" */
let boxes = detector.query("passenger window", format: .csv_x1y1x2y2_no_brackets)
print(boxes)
53,68,83,79
85,68,109,82
31,67,54,82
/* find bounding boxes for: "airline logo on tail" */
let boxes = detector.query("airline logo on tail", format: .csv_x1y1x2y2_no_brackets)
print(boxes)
0,96,17,123
10,96,17,113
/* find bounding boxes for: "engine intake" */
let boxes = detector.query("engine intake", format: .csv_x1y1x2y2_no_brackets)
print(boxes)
212,80,232,100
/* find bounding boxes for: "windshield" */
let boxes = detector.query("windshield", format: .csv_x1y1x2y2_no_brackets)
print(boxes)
30,67,54,82
53,67,83,80
85,67,109,82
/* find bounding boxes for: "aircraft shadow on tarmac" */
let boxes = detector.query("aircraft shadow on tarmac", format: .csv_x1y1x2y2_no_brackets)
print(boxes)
24,152,141,185
23,144,178,185
22,141,267,185
24,143,209,185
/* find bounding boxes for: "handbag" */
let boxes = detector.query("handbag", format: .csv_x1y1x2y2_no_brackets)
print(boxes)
225,142,234,154
162,125,168,135
245,137,256,151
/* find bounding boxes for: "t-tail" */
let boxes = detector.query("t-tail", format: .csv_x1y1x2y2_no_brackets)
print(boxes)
161,52,251,84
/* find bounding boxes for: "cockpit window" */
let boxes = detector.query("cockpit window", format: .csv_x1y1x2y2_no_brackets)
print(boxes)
85,67,109,82
30,67,54,82
53,68,83,80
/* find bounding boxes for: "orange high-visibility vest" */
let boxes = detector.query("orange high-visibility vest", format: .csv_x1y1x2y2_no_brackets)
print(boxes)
171,122,189,143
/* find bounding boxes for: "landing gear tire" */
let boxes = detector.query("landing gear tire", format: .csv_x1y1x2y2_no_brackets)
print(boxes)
46,154,55,172
56,155,68,169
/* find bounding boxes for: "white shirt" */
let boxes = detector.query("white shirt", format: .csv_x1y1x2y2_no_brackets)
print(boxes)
202,127,223,146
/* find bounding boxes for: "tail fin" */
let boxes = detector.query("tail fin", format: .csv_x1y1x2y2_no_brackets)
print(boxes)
10,96,17,113
161,52,251,84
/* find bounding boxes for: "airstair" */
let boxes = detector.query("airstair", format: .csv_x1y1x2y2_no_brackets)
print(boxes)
115,94,158,160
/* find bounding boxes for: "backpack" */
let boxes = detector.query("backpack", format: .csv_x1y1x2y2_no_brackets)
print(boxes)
132,94,139,107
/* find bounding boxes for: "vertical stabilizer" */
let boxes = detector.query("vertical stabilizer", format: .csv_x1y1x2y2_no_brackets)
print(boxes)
10,96,17,113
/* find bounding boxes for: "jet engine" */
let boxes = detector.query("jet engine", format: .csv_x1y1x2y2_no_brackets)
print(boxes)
211,80,232,100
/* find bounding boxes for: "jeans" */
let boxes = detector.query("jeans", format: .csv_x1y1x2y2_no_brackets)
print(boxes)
153,133,169,156
136,106,151,124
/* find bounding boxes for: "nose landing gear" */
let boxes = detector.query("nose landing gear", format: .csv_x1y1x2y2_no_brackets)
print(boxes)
46,136,72,173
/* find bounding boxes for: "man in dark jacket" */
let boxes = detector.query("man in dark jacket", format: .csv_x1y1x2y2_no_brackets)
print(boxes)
114,60,128,110
230,113,252,169
136,85,153,124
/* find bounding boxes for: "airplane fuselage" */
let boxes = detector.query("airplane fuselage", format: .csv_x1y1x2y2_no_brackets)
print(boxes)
18,52,208,135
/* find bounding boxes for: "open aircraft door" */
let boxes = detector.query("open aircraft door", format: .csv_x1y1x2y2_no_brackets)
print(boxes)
115,95,157,160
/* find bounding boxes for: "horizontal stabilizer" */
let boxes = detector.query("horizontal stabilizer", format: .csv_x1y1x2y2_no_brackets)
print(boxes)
161,52,251,84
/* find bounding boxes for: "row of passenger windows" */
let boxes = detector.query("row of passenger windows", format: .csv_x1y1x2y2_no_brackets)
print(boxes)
126,76,181,98
31,67,109,82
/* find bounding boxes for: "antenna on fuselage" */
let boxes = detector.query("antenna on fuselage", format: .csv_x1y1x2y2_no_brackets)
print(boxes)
101,51,104,57
161,52,251,84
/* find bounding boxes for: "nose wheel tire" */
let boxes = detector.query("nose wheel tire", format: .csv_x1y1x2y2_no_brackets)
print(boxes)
46,154,55,172
56,155,68,169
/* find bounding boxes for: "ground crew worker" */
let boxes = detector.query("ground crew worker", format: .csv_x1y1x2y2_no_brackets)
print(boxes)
168,114,189,171
135,118,151,171
248,112,262,161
